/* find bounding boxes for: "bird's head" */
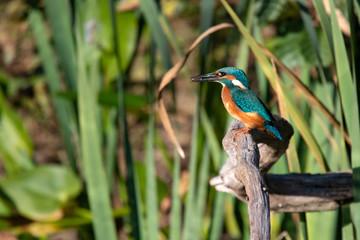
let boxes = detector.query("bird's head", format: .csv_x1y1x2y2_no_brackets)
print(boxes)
191,67,249,90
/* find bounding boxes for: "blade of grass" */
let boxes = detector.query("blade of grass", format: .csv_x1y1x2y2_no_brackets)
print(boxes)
341,205,354,240
297,0,334,108
307,211,338,240
146,123,159,239
145,40,159,240
43,0,77,91
312,0,334,57
154,133,173,172
311,107,339,154
338,102,350,171
274,61,305,240
298,0,324,65
158,15,183,58
329,0,360,237
236,0,255,70
169,151,181,240
29,10,78,171
104,108,118,190
75,8,117,240
200,107,221,168
346,0,360,107
199,0,215,71
238,201,250,239
254,18,268,101
299,213,308,240
183,94,201,240
209,117,232,240
193,143,211,240
209,191,226,240
225,0,249,58
138,0,172,69
107,0,144,239
354,1,360,25
224,196,241,238
273,61,301,173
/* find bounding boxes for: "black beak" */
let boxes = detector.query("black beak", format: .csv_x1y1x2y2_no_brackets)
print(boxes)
191,72,218,82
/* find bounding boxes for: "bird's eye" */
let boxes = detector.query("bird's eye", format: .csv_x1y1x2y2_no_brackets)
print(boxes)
217,72,226,77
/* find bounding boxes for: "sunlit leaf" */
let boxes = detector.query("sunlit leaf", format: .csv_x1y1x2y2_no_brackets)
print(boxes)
0,91,33,174
0,165,81,221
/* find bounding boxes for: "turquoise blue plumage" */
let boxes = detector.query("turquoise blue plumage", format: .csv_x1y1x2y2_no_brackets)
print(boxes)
230,87,283,140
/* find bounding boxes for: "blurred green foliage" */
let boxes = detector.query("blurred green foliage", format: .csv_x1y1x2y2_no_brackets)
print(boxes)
0,0,359,239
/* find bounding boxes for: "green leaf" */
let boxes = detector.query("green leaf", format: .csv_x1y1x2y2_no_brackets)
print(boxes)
0,91,33,174
267,29,332,69
99,0,138,73
0,165,81,221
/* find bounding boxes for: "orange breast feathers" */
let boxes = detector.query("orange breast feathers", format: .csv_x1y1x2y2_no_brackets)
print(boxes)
221,87,265,130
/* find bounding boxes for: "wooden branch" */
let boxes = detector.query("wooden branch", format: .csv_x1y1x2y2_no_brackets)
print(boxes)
210,117,354,214
220,120,271,240
267,172,353,212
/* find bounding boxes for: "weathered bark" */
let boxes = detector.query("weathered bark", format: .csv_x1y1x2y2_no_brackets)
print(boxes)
210,116,354,239
267,171,353,212
218,120,272,240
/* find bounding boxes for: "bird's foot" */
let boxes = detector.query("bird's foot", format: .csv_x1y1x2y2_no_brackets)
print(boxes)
233,127,250,141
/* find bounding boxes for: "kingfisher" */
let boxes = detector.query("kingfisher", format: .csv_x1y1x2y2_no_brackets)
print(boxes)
191,67,283,140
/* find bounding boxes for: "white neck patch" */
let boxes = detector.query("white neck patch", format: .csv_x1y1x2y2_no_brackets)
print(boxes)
232,79,246,89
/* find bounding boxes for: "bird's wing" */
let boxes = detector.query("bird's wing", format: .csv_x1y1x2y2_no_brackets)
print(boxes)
231,88,275,124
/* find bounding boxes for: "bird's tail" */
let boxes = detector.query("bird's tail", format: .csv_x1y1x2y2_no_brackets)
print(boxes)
264,124,283,140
